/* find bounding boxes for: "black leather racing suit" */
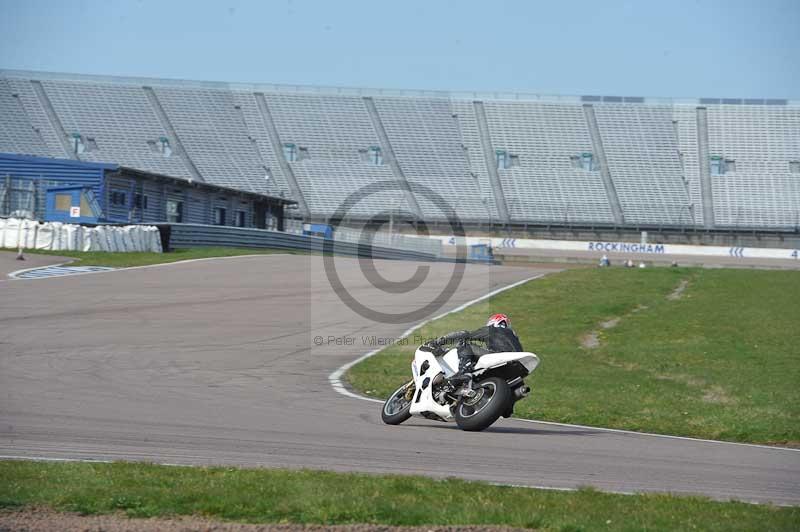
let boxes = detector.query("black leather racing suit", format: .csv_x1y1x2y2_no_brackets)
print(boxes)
432,326,523,373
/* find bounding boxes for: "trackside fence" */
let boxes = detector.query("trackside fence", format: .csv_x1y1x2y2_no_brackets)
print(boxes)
333,227,442,257
164,224,440,262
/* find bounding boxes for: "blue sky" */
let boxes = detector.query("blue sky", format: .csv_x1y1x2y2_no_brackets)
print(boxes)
1,0,798,98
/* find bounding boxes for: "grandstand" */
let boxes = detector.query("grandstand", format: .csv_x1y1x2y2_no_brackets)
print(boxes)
1,70,798,232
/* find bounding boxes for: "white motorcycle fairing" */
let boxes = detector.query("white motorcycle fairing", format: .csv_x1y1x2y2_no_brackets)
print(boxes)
407,346,539,422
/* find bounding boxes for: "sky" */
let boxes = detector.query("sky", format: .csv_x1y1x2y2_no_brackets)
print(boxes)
1,0,799,99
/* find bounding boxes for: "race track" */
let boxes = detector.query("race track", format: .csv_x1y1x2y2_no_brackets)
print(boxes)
1,254,798,505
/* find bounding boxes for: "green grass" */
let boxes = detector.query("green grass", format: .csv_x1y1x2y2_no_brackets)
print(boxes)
1,461,797,531
347,267,800,445
5,247,304,268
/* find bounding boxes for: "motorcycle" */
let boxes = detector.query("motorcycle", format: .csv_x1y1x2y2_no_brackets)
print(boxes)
380,340,539,431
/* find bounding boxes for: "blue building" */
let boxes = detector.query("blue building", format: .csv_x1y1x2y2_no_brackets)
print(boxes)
0,153,294,230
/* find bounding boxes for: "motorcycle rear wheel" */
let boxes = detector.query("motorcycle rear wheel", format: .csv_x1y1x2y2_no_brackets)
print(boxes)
381,380,414,425
454,377,511,432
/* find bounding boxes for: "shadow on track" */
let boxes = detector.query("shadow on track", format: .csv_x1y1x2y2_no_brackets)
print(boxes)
404,422,599,437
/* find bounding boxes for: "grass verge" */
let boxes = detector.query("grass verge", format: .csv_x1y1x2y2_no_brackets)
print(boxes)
1,461,797,531
4,247,304,268
347,267,800,445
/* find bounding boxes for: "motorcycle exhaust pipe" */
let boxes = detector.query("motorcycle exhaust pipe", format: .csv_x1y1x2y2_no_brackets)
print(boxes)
513,385,531,400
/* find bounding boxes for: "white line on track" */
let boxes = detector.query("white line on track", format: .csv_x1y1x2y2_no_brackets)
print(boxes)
0,455,208,470
6,253,294,280
0,452,621,496
329,274,800,454
3,453,787,506
0,454,612,497
89,253,296,273
512,417,800,452
0,455,112,464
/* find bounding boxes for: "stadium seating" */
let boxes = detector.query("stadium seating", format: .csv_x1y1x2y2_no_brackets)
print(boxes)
374,97,491,222
704,104,800,228
3,78,69,159
465,100,616,224
230,91,292,196
593,103,690,225
1,70,798,230
151,86,269,192
262,93,402,218
0,80,50,157
42,80,194,180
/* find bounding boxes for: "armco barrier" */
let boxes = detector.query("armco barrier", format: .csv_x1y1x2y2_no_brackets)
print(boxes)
165,224,440,262
334,227,442,256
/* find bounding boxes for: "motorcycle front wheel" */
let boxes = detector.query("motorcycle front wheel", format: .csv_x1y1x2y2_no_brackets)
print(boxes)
454,377,512,432
381,380,415,425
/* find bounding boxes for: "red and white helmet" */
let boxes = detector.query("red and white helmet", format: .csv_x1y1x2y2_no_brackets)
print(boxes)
486,313,510,328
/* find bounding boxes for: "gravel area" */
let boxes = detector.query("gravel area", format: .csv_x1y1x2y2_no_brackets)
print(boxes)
0,508,531,532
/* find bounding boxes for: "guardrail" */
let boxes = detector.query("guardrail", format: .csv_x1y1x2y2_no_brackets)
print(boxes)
163,224,440,262
333,227,442,256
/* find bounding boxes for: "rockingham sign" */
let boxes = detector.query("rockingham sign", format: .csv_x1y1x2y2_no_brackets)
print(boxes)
587,241,665,254
437,236,799,261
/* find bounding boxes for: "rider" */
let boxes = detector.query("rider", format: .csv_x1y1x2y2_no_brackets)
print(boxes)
427,313,523,380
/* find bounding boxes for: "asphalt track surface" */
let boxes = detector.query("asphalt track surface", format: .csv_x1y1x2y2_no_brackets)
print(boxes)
1,254,798,506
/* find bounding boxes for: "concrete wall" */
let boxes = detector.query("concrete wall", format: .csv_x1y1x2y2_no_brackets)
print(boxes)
387,222,800,250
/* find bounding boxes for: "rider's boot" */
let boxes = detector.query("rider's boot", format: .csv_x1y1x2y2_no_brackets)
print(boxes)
448,357,475,385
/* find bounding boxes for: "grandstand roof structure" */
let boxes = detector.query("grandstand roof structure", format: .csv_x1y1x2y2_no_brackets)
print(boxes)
2,69,799,230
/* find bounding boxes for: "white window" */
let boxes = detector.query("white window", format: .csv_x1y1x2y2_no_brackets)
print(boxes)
368,146,383,165
148,137,172,157
71,133,85,154
496,150,508,169
265,211,278,230
710,156,724,176
214,207,226,226
495,150,520,169
166,200,183,223
581,153,595,171
571,153,596,171
159,136,172,157
283,143,297,162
